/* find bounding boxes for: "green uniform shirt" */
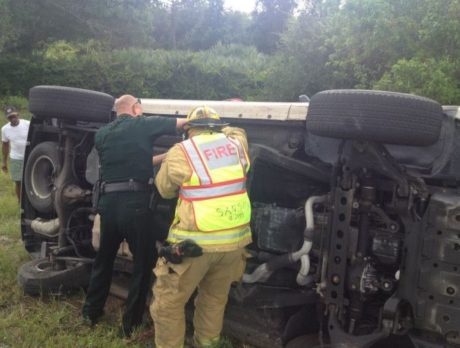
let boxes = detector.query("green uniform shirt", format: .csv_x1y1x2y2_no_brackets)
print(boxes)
95,114,176,183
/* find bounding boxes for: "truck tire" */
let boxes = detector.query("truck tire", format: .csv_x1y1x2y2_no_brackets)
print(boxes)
17,258,91,296
29,85,114,122
23,141,61,213
306,90,443,146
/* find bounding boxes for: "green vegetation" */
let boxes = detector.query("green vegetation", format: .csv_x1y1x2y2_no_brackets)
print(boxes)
1,0,459,103
269,0,460,104
0,96,30,117
0,44,269,100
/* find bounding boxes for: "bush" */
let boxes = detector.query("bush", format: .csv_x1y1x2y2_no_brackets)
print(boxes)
0,96,30,119
0,42,271,101
374,57,460,104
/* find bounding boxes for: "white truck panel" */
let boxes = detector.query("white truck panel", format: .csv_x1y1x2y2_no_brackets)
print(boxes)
140,99,309,121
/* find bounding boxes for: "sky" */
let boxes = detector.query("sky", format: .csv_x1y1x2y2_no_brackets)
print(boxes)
224,0,256,13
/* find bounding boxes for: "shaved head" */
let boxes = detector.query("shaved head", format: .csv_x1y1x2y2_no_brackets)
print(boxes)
115,94,142,117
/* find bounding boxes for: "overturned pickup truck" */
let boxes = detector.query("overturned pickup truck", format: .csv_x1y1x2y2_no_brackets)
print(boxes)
18,86,460,347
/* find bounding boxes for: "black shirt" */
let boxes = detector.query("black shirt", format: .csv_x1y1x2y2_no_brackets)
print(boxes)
95,114,176,183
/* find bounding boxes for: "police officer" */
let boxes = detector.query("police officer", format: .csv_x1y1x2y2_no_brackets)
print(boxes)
151,106,252,348
82,95,186,337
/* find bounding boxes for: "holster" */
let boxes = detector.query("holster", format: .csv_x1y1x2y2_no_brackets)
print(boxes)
159,243,183,264
158,240,203,264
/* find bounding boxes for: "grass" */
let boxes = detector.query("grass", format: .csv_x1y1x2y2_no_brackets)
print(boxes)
0,115,135,347
0,176,241,348
0,115,248,348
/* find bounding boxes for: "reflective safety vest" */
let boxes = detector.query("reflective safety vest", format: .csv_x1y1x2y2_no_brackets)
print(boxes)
168,132,252,246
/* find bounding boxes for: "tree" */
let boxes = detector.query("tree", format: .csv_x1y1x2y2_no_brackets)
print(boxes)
324,0,426,88
180,0,226,50
374,58,460,104
0,0,16,53
151,0,252,50
266,0,460,102
220,11,252,46
262,0,341,100
251,0,297,53
417,0,460,59
6,0,158,52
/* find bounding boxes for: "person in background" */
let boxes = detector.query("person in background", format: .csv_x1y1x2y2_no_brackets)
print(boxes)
82,95,187,338
151,106,252,348
1,106,30,202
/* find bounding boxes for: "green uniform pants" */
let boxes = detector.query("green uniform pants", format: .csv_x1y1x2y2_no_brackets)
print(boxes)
83,191,156,334
150,249,246,348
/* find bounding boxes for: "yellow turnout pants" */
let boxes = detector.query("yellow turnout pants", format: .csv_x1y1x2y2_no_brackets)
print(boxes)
150,249,246,348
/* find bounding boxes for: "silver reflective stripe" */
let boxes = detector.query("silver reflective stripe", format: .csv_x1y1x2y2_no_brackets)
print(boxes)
180,180,246,199
228,138,248,173
182,139,211,185
196,136,240,170
169,228,249,241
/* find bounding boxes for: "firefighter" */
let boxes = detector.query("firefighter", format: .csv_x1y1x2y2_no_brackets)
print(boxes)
151,106,252,348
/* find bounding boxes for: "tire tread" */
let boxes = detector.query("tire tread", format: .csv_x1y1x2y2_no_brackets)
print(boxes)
29,85,114,122
306,90,443,146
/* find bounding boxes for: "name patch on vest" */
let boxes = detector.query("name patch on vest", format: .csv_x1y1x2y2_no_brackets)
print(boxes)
215,201,247,222
198,138,240,170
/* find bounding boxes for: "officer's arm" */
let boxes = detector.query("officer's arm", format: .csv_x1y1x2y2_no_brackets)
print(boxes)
176,118,187,131
144,116,183,138
155,144,191,199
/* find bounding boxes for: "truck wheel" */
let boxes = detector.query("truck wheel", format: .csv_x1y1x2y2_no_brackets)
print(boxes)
24,142,61,213
306,90,443,146
29,85,114,122
17,258,91,296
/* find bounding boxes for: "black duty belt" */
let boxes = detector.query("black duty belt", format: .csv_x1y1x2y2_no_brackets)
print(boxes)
101,180,150,194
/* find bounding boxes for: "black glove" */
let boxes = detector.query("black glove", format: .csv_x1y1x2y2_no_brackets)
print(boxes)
179,239,203,257
159,239,203,264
